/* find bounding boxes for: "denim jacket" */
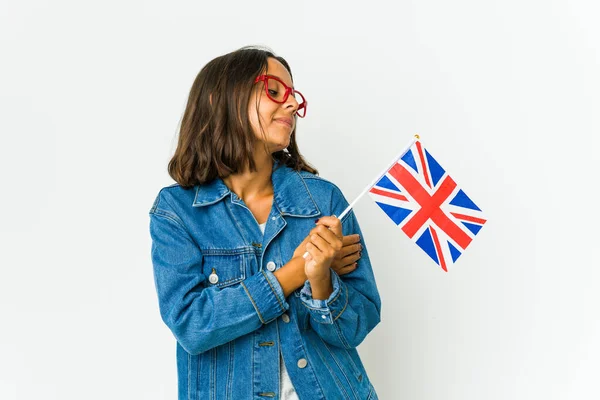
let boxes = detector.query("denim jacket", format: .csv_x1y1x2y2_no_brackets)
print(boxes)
149,161,381,400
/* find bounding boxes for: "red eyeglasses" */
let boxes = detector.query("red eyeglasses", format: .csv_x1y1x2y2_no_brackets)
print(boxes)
254,75,307,118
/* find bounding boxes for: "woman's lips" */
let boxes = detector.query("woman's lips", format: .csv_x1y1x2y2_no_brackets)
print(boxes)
275,118,293,128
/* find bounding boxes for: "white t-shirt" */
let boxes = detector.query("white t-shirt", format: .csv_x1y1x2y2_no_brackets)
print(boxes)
258,222,299,400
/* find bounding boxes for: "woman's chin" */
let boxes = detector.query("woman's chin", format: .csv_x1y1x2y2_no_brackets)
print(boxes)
273,140,290,153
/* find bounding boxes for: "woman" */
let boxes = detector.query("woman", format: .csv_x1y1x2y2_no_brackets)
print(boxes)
149,45,381,399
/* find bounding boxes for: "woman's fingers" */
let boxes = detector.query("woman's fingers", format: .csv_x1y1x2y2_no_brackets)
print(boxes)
305,237,360,266
331,249,361,274
337,262,358,275
304,242,324,268
341,234,360,247
341,249,361,264
337,241,362,259
302,217,351,261
314,215,342,238
308,233,337,259
309,225,342,251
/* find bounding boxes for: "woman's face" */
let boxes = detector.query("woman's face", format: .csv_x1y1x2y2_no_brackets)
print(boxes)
248,57,299,154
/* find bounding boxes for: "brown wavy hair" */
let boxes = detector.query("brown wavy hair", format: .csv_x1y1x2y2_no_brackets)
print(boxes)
168,45,318,188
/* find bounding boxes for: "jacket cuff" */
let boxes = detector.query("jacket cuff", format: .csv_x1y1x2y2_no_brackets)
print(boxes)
300,271,348,324
241,270,289,324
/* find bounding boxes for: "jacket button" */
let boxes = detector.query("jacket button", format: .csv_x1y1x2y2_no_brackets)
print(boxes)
297,358,308,368
266,261,276,272
208,272,219,284
281,314,290,323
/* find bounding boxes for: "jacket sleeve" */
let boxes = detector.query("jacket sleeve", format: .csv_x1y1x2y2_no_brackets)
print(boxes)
149,201,289,356
299,187,382,349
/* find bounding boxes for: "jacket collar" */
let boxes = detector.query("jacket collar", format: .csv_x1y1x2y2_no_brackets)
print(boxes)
192,161,320,217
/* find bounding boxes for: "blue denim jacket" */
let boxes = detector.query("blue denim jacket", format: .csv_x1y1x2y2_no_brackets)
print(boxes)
149,162,381,400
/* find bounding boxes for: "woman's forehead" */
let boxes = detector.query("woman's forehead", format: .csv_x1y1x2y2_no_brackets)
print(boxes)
266,58,293,87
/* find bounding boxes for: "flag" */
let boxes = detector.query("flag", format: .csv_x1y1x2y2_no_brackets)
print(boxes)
368,138,487,271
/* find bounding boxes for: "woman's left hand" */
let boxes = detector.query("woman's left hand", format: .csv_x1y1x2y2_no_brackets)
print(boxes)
303,216,343,282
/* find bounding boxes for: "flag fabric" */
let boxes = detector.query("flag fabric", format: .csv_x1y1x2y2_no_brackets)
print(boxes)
368,139,486,271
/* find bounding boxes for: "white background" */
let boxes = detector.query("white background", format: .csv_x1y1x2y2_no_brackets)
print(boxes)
1,1,599,399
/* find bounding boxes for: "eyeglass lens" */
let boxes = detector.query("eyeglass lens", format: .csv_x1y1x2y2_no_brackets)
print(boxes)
265,77,304,106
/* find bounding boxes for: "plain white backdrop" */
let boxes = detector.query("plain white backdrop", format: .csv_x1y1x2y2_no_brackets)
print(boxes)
1,1,599,399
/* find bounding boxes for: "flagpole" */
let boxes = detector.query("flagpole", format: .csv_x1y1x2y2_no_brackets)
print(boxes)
303,135,419,260
336,134,419,221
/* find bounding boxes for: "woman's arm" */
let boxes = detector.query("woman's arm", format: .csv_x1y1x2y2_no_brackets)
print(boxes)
273,257,306,297
150,207,290,356
299,189,382,349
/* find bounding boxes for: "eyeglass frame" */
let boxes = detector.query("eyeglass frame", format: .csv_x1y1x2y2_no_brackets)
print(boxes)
254,74,307,118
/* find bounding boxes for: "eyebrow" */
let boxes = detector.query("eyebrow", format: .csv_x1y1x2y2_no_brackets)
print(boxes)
266,74,294,90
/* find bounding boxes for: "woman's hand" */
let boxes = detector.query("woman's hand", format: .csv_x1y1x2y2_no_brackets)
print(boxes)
303,216,343,282
293,233,361,277
330,234,362,276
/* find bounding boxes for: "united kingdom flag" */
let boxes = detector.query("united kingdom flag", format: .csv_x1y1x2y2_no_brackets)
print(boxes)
368,139,487,271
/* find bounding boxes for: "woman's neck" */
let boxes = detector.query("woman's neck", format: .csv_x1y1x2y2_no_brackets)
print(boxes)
222,151,274,203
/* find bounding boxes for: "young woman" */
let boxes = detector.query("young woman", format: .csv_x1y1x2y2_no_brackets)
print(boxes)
149,46,381,400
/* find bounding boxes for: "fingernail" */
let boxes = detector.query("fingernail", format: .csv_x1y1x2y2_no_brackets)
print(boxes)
303,251,309,259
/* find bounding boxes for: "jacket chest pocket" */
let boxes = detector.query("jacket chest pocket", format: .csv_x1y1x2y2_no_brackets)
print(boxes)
201,247,254,289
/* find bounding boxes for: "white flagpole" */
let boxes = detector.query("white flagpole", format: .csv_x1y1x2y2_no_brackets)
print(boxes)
303,135,419,260
336,134,419,221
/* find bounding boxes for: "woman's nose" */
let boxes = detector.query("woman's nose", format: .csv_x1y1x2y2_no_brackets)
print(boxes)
284,94,298,113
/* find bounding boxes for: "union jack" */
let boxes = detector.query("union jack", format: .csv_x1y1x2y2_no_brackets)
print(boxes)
368,139,487,271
